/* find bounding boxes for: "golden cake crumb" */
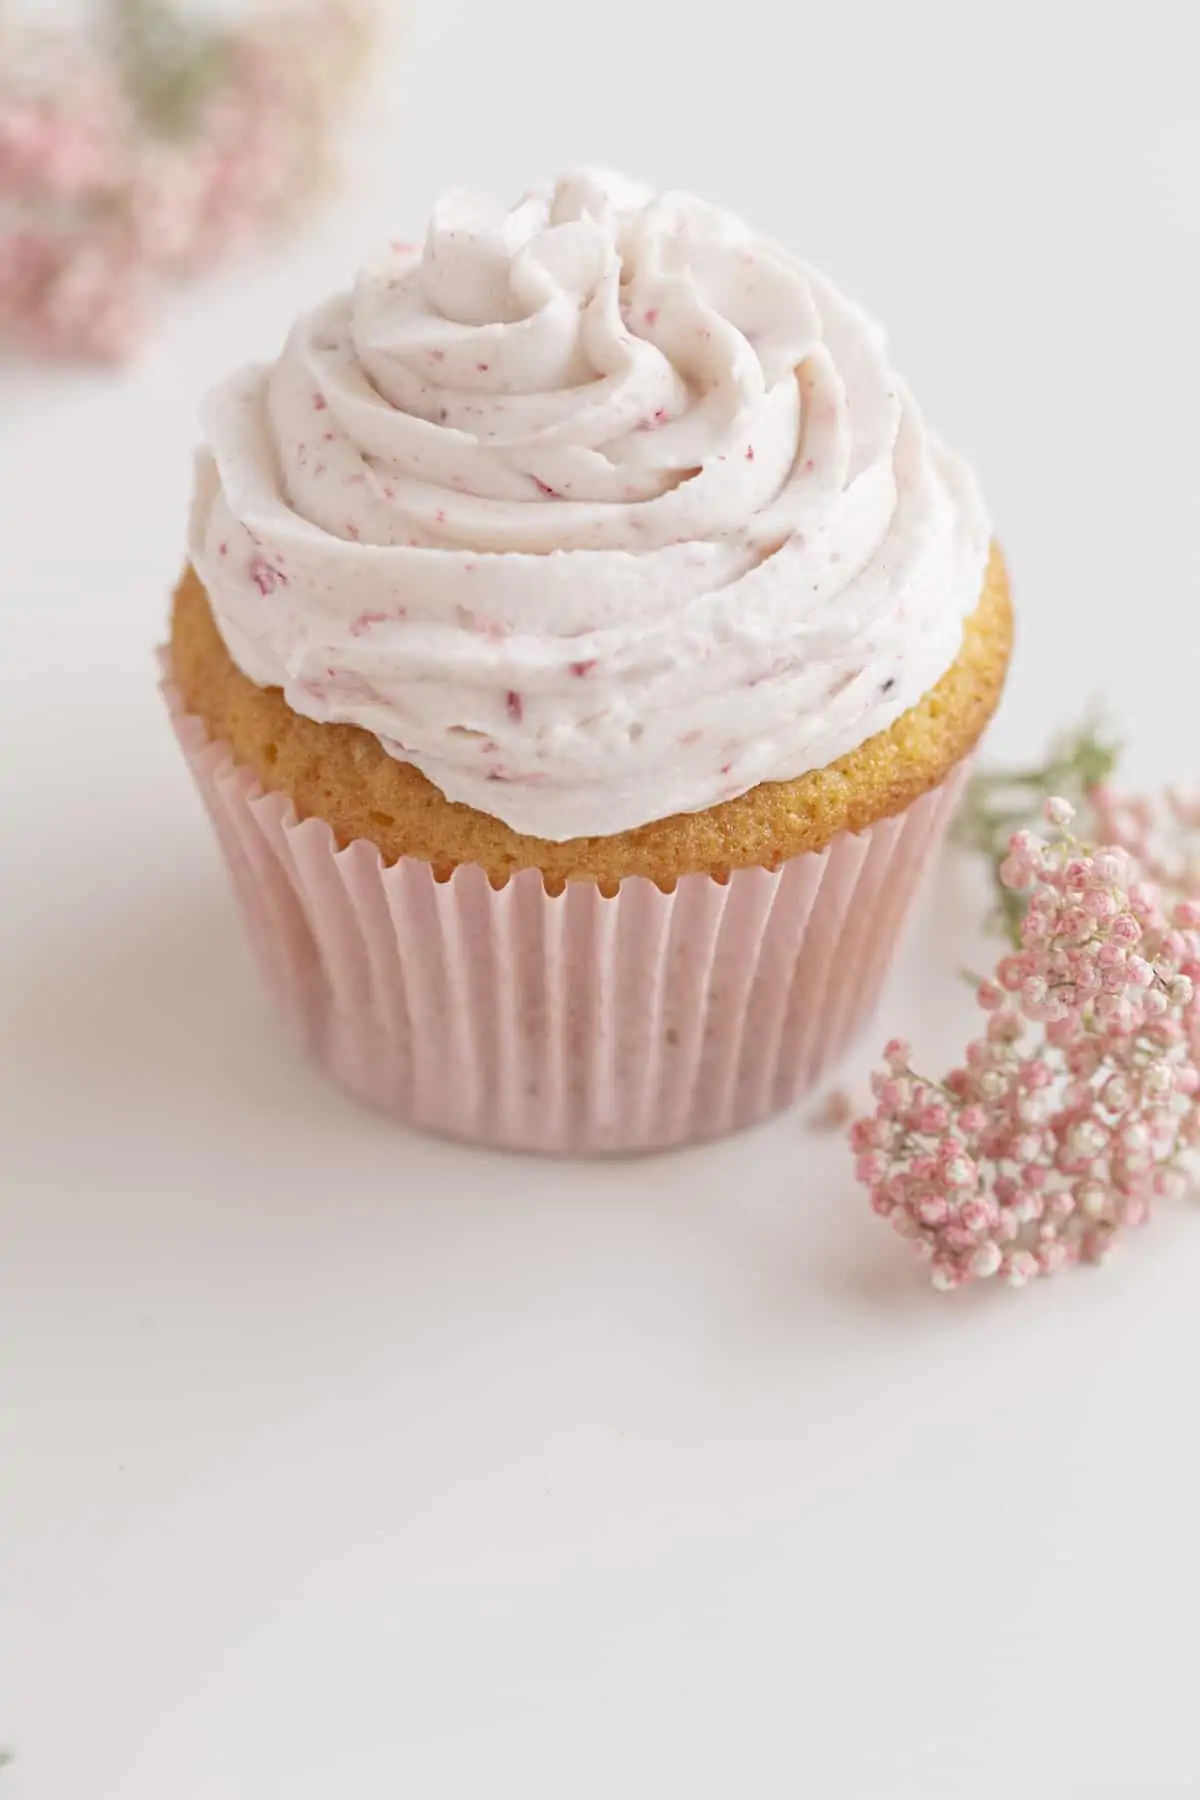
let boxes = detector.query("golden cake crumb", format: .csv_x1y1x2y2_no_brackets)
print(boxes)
169,544,1012,886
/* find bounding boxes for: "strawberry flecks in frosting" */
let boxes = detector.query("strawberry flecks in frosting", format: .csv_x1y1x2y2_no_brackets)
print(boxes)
249,555,287,595
190,167,990,840
349,610,392,636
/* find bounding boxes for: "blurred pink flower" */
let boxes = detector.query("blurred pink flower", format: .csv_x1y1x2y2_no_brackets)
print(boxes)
0,0,377,361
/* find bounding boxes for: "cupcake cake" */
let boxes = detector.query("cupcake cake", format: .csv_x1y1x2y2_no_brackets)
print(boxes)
167,168,1011,1154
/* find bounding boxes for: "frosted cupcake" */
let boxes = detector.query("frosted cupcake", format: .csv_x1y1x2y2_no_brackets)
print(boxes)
168,168,1011,1154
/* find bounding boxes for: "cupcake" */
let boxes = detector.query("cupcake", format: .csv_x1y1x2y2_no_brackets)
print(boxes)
167,168,1011,1154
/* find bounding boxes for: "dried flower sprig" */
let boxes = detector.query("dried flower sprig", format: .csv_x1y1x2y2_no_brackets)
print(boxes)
0,0,379,361
953,716,1121,947
851,797,1200,1289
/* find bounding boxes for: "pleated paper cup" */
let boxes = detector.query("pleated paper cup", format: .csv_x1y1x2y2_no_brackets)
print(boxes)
166,681,965,1155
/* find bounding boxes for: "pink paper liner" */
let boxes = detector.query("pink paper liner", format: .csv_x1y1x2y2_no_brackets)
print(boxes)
165,679,966,1155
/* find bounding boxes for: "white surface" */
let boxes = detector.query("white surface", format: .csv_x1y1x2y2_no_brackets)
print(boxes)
3,3,1200,1795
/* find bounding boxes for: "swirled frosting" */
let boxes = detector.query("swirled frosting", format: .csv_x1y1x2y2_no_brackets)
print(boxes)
189,169,990,840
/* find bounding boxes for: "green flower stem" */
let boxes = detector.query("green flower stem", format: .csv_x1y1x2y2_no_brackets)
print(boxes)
108,0,229,136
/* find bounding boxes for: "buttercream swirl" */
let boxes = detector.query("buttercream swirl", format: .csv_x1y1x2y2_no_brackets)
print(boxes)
190,168,990,839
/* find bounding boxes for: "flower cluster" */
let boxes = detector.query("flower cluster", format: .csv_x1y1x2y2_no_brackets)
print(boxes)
1089,779,1200,912
851,799,1200,1289
0,0,377,361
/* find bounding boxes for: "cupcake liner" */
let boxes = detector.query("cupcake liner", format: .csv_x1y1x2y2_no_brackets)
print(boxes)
165,680,967,1155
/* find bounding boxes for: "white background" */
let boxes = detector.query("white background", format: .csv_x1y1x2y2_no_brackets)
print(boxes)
3,3,1200,1796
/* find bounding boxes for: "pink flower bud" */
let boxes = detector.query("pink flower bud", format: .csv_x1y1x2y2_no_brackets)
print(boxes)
968,1241,1003,1278
1037,1240,1070,1274
1092,850,1128,885
1076,1180,1109,1220
1066,1040,1102,1076
916,1103,951,1134
1021,907,1053,944
998,956,1029,992
1158,931,1188,968
1003,1250,1041,1287
1102,1075,1131,1111
1044,796,1076,828
958,1198,996,1232
1068,1119,1108,1160
1140,1063,1172,1101
1096,994,1136,1033
999,855,1032,890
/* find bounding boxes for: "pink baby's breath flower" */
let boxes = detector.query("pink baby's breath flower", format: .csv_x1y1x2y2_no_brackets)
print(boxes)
1,1,378,361
851,804,1200,1292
